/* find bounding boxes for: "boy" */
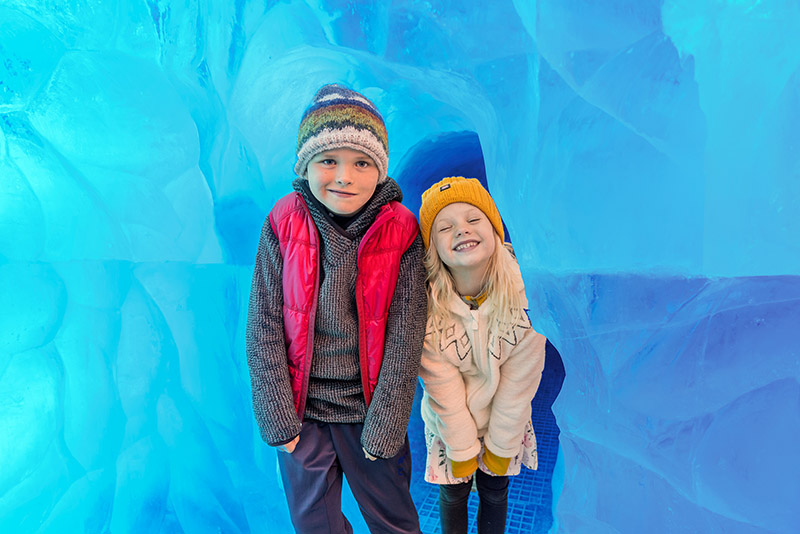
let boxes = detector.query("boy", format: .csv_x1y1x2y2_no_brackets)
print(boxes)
246,84,427,533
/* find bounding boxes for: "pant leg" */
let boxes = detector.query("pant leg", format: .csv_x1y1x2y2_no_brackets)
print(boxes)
329,423,421,534
475,470,508,534
438,479,472,534
277,421,353,534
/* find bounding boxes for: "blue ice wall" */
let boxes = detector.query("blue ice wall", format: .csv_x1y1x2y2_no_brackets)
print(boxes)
1,1,798,533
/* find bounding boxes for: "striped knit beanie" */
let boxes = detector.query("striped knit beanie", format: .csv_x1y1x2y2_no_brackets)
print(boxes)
419,176,505,249
294,84,389,182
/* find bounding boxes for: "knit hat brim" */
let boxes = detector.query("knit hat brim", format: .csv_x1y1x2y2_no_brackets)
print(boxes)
294,125,388,181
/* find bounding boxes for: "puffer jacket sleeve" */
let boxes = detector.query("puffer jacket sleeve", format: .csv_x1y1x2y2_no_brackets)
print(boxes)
245,215,302,446
360,234,428,458
484,314,546,457
419,326,482,462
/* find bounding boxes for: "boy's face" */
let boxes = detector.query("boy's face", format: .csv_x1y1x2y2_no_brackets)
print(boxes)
306,148,380,216
431,202,496,275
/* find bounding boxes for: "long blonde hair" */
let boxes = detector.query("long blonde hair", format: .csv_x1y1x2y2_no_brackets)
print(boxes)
425,232,527,340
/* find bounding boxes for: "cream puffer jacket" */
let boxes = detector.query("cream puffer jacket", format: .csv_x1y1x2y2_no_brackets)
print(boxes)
419,265,546,462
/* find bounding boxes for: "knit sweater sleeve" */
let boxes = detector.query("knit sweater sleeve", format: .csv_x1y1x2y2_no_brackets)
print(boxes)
245,216,302,446
360,234,428,458
484,316,546,458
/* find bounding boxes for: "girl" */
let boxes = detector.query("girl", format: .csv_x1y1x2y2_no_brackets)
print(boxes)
417,176,546,534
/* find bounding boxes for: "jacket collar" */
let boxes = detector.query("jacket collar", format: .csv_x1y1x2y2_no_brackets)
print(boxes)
444,254,529,321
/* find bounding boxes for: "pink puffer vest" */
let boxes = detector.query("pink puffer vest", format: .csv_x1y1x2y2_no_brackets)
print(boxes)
269,192,419,418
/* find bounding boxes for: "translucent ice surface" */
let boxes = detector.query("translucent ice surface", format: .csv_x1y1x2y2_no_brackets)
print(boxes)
1,1,798,533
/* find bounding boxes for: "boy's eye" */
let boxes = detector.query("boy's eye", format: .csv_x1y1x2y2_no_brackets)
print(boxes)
355,160,371,168
320,159,336,165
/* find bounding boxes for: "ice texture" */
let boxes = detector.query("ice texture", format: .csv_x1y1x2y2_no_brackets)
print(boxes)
1,1,798,533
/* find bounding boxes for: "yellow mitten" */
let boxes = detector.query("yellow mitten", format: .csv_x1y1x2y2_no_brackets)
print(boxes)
450,456,478,478
482,447,511,475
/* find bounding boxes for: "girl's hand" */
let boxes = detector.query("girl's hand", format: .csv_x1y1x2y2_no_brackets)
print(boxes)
450,457,478,478
362,447,378,461
482,447,511,475
278,436,299,454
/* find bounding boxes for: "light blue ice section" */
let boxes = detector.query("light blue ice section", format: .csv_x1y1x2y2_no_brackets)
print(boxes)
1,1,798,533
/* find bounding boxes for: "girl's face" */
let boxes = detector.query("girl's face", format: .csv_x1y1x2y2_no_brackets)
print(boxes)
431,202,496,276
306,148,379,215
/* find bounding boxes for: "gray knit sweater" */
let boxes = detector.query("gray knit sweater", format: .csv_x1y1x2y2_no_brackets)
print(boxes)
245,177,427,458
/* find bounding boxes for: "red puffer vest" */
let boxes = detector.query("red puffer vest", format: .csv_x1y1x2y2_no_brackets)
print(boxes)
269,192,419,419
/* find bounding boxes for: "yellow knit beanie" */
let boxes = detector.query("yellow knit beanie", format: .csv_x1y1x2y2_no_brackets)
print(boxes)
418,176,504,249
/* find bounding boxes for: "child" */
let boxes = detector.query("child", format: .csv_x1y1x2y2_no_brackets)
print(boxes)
246,84,427,534
417,177,546,534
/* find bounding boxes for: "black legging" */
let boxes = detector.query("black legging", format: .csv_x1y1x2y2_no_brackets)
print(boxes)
439,469,509,533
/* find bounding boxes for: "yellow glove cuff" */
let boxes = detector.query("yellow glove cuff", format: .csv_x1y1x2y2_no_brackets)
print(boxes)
483,447,511,475
450,457,478,478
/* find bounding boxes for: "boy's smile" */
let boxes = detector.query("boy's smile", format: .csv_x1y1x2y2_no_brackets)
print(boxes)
306,148,380,216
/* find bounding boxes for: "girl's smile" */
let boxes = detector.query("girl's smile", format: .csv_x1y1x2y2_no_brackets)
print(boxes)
453,240,480,252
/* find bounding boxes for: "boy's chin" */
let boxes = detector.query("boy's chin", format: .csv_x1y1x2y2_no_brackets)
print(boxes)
327,202,367,216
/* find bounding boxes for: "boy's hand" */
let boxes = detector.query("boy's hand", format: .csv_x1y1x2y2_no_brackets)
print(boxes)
278,436,299,454
362,447,378,461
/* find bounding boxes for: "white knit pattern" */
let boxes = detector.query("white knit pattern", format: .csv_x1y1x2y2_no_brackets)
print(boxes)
315,91,379,112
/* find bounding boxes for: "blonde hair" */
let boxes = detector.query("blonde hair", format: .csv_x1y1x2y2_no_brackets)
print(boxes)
425,232,527,340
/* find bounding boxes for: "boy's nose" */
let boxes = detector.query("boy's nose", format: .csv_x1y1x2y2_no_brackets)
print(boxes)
336,168,353,185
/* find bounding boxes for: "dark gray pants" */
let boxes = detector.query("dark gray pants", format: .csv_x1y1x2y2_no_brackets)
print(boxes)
277,421,421,534
439,470,509,534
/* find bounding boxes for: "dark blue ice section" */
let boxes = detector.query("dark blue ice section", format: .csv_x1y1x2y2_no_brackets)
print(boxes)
1,1,798,533
524,273,800,533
